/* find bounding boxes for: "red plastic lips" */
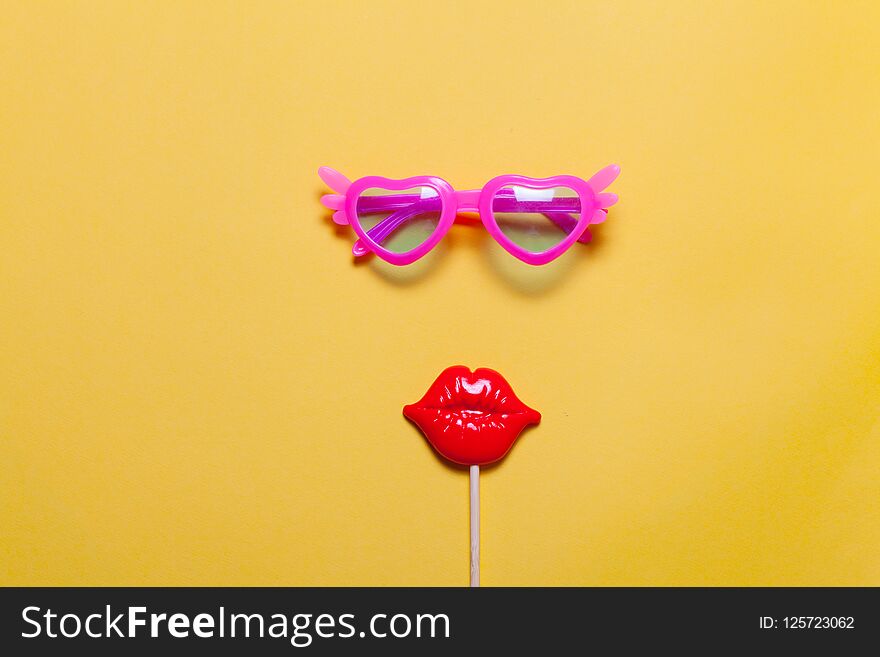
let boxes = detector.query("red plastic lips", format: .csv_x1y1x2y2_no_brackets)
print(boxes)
403,366,541,466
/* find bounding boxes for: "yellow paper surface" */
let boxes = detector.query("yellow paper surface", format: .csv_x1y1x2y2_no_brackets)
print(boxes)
1,1,878,586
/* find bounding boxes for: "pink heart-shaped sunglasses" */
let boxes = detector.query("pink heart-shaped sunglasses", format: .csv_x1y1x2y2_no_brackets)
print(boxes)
318,165,620,266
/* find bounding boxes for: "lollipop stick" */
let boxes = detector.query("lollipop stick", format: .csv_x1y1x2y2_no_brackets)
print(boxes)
470,465,480,587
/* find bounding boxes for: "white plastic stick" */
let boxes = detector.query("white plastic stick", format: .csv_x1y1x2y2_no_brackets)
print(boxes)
470,465,480,587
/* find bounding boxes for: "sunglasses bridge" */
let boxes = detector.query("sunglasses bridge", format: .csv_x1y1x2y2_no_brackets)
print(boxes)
452,189,481,212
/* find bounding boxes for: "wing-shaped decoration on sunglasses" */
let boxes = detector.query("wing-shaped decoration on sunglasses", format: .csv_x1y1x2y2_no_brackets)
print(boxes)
318,166,351,226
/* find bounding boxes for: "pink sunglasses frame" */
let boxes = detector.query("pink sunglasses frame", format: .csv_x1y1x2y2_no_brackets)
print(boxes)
318,165,620,266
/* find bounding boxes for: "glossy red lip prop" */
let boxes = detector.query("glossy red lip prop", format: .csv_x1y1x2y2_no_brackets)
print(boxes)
404,366,541,466
404,366,541,586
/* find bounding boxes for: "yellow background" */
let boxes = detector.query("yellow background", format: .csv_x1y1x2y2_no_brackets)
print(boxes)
2,1,879,586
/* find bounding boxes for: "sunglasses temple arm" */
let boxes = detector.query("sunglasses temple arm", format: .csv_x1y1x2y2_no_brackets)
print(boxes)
544,208,612,243
352,199,607,255
352,205,426,256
